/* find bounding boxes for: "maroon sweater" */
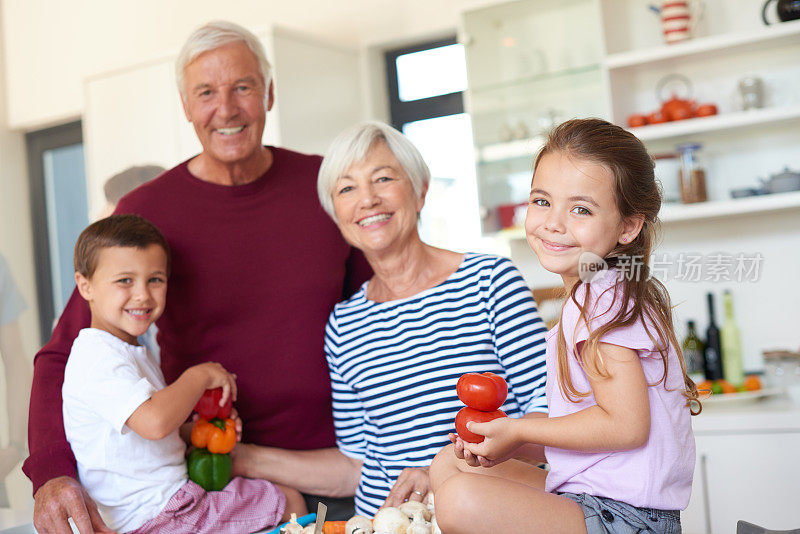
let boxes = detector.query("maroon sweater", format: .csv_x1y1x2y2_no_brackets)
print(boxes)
23,147,371,493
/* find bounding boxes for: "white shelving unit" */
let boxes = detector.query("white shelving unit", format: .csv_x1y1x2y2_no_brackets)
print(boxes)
629,103,800,142
604,18,800,69
465,1,800,235
494,189,800,241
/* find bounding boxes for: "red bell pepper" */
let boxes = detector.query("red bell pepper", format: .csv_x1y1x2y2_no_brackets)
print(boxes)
194,387,232,420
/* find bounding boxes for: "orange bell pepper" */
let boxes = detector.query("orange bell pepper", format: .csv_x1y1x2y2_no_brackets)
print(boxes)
191,417,236,454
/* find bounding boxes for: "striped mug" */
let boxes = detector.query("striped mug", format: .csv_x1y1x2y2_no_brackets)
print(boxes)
653,1,704,44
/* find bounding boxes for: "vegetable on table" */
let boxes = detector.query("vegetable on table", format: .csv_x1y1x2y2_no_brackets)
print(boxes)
322,521,348,534
194,386,233,420
191,417,236,454
345,515,373,534
399,501,431,522
372,507,410,534
408,510,433,534
280,513,305,534
187,447,231,491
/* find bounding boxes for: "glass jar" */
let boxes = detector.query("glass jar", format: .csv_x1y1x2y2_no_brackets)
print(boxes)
763,351,800,388
676,142,707,204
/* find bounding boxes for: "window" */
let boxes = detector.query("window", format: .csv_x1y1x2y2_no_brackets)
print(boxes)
385,39,481,250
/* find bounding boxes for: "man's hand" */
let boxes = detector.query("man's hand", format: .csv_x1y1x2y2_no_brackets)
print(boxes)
382,467,430,508
33,476,115,534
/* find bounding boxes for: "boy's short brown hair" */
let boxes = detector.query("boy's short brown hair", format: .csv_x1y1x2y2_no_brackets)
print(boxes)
74,214,171,278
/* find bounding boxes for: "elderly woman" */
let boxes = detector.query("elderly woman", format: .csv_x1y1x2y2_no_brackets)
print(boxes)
314,121,549,516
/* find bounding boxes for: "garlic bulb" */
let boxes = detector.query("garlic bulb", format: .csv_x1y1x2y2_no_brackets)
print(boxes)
279,513,305,534
372,507,411,534
301,526,316,534
400,501,431,522
345,515,374,534
408,510,432,534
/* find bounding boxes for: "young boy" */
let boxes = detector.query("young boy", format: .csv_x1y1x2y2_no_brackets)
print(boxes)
63,214,306,533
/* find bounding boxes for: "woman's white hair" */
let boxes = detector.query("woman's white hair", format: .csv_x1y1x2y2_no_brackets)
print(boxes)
176,20,272,100
317,121,431,221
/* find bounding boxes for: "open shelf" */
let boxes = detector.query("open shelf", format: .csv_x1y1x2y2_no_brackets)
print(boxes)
659,190,800,223
477,136,545,163
495,191,800,240
627,104,800,142
605,19,800,70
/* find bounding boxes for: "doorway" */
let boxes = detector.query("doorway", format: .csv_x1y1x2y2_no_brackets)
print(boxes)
25,121,88,342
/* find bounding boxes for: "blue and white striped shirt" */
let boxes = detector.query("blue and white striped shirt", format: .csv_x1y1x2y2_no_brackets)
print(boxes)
324,253,548,516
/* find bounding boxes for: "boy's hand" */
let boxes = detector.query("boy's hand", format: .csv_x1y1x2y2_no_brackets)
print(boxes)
461,417,521,467
194,362,237,407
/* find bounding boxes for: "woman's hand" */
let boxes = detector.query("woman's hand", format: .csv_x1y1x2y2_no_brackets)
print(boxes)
382,467,430,507
461,416,523,466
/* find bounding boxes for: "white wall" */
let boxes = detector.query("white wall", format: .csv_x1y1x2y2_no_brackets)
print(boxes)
1,0,500,131
0,2,37,510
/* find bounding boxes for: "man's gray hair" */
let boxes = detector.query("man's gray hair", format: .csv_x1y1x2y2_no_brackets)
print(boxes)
317,121,431,221
176,20,272,100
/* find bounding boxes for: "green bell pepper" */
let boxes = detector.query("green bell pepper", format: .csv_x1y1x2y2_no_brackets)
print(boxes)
187,447,231,491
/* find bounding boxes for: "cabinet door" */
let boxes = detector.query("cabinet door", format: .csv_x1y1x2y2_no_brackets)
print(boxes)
84,58,194,219
685,432,800,534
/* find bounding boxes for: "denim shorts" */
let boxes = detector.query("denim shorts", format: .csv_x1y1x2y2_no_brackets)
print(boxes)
560,492,681,534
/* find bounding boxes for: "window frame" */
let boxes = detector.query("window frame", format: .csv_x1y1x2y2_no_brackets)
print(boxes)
384,36,465,130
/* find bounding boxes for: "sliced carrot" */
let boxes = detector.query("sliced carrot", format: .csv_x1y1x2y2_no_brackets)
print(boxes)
323,521,347,534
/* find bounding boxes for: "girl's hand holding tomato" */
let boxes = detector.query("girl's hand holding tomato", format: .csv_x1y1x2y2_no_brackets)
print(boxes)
457,372,508,411
455,407,507,443
461,416,522,466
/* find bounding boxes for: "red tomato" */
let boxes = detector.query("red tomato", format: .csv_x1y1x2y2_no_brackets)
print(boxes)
194,388,233,420
456,372,508,411
455,407,507,443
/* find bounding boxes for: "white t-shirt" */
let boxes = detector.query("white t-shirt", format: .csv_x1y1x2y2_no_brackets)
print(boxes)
63,328,187,532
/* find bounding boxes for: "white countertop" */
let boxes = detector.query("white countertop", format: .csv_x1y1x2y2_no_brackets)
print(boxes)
692,390,800,433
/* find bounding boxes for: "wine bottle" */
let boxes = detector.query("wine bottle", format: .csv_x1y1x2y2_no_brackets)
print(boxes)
721,290,744,385
704,293,724,380
682,320,705,383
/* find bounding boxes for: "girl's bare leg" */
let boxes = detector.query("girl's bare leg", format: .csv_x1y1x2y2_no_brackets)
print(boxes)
430,444,586,534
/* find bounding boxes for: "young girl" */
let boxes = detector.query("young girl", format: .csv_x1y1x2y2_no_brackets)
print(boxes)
430,118,700,534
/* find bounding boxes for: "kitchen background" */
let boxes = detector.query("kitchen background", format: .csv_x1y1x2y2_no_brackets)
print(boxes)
0,0,798,532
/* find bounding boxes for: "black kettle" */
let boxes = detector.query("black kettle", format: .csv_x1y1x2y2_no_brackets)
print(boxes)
762,0,800,24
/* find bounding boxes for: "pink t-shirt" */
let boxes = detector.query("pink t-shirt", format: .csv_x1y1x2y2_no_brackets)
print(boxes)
544,269,695,510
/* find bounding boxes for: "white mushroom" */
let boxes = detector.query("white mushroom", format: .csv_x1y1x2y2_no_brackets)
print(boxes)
407,510,432,534
301,526,316,534
399,501,432,522
372,506,411,534
279,513,305,534
430,516,442,534
345,515,374,534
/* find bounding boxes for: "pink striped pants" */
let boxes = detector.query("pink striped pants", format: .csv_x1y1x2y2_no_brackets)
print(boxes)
128,477,286,534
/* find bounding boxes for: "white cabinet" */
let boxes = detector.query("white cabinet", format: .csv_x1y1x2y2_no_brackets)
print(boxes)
683,401,800,534
461,0,609,233
83,26,363,220
461,0,800,233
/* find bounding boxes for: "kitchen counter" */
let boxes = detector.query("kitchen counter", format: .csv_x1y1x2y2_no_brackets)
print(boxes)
692,391,800,433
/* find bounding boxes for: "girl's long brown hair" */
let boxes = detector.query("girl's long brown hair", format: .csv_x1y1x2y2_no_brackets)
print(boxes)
534,118,700,415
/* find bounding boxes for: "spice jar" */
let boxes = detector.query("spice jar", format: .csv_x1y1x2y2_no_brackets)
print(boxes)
677,143,707,204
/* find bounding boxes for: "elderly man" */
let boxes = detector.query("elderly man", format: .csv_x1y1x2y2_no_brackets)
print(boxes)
25,20,370,533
